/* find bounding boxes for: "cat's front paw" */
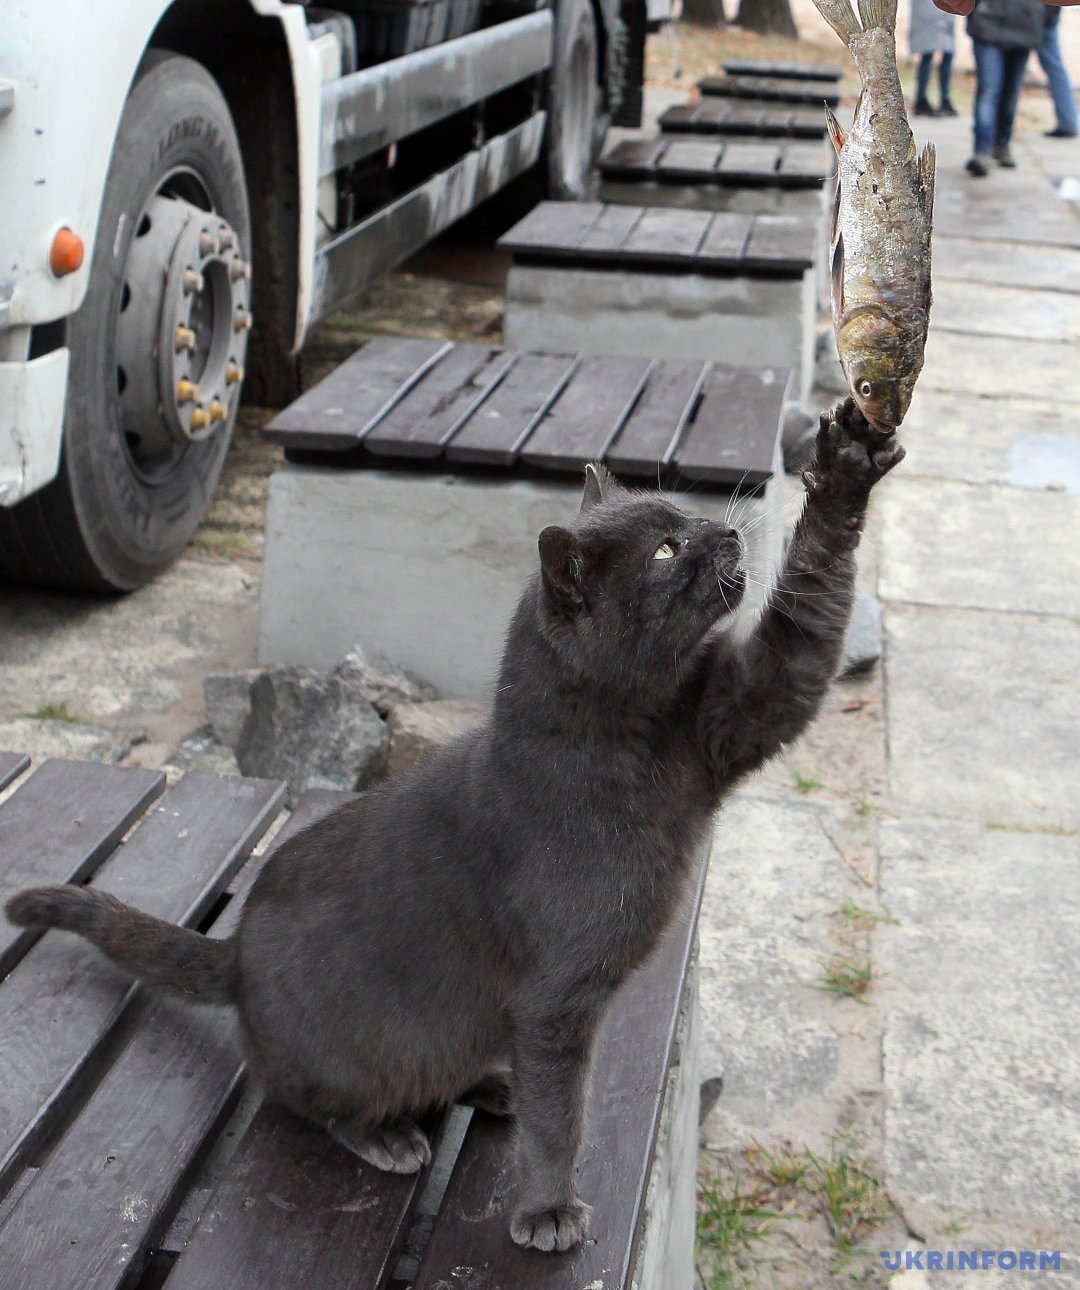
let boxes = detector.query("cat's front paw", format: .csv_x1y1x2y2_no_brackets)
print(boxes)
510,1199,591,1252
807,397,906,501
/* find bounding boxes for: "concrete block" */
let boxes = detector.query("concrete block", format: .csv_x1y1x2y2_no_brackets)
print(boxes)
259,464,787,700
504,261,817,406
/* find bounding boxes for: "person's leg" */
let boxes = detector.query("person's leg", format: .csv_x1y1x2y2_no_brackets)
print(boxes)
1037,22,1078,135
995,47,1031,161
938,51,957,113
915,52,935,111
970,40,1003,170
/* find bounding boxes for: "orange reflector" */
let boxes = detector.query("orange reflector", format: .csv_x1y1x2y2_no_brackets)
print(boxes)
49,227,85,277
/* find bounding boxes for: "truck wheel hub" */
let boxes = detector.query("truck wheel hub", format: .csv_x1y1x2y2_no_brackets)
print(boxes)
115,192,251,461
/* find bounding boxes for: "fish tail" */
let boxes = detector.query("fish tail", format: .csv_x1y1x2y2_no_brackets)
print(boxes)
857,0,898,32
811,0,862,44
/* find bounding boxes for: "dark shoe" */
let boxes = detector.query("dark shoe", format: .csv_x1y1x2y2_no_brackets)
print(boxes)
1044,127,1077,138
966,153,990,177
938,100,959,117
993,143,1017,168
913,97,938,116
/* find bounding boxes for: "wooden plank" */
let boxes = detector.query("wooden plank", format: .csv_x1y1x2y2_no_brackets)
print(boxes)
164,1103,440,1290
791,107,829,137
446,352,580,466
723,57,842,81
721,104,769,133
263,336,452,451
412,852,710,1290
656,139,722,175
0,761,164,979
621,207,712,261
656,103,700,133
716,141,782,178
364,345,514,459
742,214,817,271
496,200,603,252
700,73,840,106
673,363,788,486
0,773,285,1199
697,211,753,262
606,360,709,477
596,137,666,178
0,752,29,793
0,789,345,1290
519,355,652,473
577,204,643,253
780,140,834,179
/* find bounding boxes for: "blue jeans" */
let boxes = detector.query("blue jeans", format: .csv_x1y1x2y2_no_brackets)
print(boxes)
917,51,954,104
1038,20,1077,134
972,41,1031,155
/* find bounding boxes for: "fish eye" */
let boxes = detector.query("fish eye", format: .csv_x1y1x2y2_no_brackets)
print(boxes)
859,380,873,398
653,542,676,561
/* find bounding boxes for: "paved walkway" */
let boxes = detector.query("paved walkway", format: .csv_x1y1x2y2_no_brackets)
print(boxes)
698,106,1080,1286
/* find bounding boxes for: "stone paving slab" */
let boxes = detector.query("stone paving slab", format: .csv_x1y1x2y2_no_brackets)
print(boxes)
920,330,1076,401
900,390,1080,492
884,605,1080,828
930,279,1080,343
934,235,1080,294
697,792,848,1144
878,477,1080,617
879,816,1080,1231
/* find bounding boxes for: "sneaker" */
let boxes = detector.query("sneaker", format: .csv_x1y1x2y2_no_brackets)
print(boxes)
966,153,990,177
938,100,959,117
913,97,938,116
1044,127,1077,138
993,144,1017,168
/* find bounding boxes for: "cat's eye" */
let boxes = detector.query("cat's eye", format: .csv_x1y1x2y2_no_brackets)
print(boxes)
653,542,676,561
859,380,873,397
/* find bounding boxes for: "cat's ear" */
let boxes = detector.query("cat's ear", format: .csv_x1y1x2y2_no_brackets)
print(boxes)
580,462,611,514
538,526,585,606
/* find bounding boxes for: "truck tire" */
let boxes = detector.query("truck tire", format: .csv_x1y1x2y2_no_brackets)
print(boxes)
546,0,603,200
0,51,252,591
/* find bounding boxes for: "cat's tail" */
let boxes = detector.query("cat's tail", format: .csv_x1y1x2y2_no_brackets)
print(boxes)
5,885,239,1005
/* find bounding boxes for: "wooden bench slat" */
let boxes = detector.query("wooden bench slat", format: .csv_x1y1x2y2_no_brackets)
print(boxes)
655,139,722,174
0,789,343,1290
576,203,643,253
723,57,843,81
412,853,709,1289
264,336,451,451
674,364,789,486
364,345,517,459
596,138,665,179
445,352,579,466
743,214,819,271
0,772,284,1200
700,73,841,106
0,761,164,979
780,140,835,178
620,206,712,260
0,751,29,793
164,1103,432,1290
715,141,782,177
606,360,709,477
656,103,700,132
518,355,652,473
495,200,603,251
697,211,754,260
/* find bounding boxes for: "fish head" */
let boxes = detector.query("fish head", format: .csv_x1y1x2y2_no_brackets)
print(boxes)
838,310,922,434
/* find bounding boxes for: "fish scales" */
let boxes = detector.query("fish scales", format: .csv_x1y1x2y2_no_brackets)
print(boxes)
813,0,934,433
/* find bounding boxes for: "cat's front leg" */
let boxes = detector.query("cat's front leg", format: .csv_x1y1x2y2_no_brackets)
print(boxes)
508,1004,600,1252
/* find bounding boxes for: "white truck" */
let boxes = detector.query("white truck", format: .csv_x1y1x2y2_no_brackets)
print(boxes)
0,0,644,590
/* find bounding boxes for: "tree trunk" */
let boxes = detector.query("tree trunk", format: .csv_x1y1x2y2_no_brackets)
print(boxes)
736,0,797,37
682,0,727,27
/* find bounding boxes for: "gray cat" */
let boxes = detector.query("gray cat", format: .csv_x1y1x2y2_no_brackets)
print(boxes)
7,399,902,1253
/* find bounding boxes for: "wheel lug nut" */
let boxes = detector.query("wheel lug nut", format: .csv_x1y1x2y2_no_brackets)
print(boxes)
190,406,210,431
175,325,196,352
225,363,245,386
182,268,205,295
218,230,237,251
177,379,200,404
199,231,221,257
233,309,253,333
230,260,251,283
209,399,228,424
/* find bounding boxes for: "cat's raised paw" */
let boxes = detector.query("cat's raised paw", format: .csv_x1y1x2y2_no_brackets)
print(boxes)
510,1199,591,1253
334,1116,431,1174
812,396,905,497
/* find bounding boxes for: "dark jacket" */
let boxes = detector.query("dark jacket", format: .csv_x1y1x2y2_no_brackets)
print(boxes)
967,0,1044,49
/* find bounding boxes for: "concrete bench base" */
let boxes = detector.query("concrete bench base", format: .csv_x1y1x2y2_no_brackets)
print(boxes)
258,462,786,698
504,261,816,407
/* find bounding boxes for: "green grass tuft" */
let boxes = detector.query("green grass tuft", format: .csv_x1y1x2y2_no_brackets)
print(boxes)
814,953,877,1003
